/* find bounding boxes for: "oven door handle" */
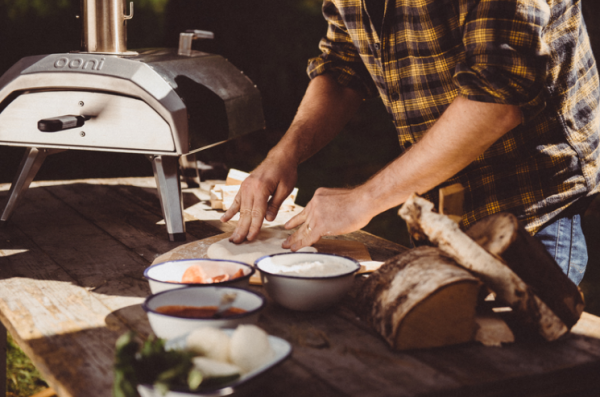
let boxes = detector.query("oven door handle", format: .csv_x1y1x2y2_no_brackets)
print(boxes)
38,115,91,133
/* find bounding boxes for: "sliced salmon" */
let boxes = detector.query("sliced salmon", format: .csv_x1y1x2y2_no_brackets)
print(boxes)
232,268,245,279
210,274,230,283
180,265,246,284
181,265,208,283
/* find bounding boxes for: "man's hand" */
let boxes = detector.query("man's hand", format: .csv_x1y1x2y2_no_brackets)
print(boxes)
218,74,364,244
221,154,298,243
282,186,376,250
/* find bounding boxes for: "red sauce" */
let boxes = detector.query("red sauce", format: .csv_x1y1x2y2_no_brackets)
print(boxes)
155,305,247,319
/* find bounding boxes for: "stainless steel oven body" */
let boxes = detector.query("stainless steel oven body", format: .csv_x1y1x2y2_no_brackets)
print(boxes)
0,10,265,241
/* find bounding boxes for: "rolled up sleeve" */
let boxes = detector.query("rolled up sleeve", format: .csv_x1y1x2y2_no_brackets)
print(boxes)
307,0,377,98
454,0,551,122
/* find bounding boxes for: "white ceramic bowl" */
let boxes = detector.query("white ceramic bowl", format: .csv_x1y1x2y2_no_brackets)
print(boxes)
144,259,255,294
143,286,266,339
137,329,293,397
255,252,360,311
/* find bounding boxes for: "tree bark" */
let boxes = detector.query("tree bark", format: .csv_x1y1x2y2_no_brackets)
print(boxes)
355,246,481,350
398,194,570,341
465,212,585,328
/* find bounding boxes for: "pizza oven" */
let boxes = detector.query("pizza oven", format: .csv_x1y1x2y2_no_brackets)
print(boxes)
0,0,265,241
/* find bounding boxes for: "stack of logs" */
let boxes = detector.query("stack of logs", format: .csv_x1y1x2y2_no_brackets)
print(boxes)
354,195,585,350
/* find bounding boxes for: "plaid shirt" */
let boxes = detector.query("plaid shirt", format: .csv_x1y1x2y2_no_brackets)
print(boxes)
307,0,600,234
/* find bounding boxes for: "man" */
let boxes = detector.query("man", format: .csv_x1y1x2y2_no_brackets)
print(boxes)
221,0,599,285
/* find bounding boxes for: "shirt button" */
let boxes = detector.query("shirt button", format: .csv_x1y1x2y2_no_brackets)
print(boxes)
374,43,381,50
391,92,399,100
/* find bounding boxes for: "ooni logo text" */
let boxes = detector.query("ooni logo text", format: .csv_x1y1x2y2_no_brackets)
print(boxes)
53,57,105,71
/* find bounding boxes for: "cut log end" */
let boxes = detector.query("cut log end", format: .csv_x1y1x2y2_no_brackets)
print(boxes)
394,280,480,350
355,246,482,351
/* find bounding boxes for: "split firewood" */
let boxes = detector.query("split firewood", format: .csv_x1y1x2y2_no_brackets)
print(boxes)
209,184,224,209
465,212,584,328
209,184,235,209
210,184,299,211
355,246,482,350
398,194,571,341
210,168,299,212
474,313,515,347
225,168,250,186
439,183,464,223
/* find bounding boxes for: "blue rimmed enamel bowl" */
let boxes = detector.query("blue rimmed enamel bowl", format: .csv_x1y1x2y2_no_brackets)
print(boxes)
143,286,266,339
144,258,255,294
255,252,360,311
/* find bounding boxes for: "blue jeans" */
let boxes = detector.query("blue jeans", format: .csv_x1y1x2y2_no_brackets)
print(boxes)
534,213,588,285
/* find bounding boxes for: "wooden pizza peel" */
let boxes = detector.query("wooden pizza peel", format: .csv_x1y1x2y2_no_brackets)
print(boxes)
152,231,383,284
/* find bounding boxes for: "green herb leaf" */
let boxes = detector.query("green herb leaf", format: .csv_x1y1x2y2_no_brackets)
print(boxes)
188,368,204,390
113,332,202,397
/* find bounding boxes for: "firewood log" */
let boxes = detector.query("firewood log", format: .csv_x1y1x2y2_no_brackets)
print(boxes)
398,194,570,341
355,246,481,350
474,313,515,346
464,212,585,328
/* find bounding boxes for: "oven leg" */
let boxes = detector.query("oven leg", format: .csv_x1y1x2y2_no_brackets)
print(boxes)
0,148,61,226
149,155,186,242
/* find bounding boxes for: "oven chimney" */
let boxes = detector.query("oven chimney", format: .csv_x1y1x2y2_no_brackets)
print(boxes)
81,0,134,54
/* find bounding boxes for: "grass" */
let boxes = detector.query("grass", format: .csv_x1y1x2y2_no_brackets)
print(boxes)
6,333,48,397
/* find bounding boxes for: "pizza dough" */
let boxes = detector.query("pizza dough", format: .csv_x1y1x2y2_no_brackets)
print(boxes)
207,228,317,265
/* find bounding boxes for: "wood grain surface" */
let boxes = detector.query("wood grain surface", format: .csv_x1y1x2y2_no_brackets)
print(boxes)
0,177,599,397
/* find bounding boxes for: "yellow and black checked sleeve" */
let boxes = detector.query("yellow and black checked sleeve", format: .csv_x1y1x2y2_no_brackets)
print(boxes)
454,0,550,123
307,0,378,99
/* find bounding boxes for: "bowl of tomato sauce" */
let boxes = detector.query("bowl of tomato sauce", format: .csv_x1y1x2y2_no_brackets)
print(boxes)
143,286,266,339
144,259,255,294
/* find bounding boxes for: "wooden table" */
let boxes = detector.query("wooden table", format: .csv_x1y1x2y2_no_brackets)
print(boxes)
1,177,600,397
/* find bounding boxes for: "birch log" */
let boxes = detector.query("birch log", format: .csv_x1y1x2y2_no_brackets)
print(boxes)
398,194,569,341
464,212,585,328
355,246,481,350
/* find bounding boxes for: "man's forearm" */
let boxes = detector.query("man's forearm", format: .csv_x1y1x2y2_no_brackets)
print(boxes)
267,74,363,165
358,96,522,217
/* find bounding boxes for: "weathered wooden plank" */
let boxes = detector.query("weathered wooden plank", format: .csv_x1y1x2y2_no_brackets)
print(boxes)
256,297,460,397
2,178,600,397
7,186,150,286
4,177,225,243
1,180,416,396
342,230,408,261
103,182,227,239
2,185,159,340
407,331,600,397
86,177,307,241
572,312,600,339
0,234,352,397
44,182,201,259
241,360,348,397
0,224,129,397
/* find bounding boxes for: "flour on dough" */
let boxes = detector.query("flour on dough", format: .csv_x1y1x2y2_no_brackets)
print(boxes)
207,228,317,265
